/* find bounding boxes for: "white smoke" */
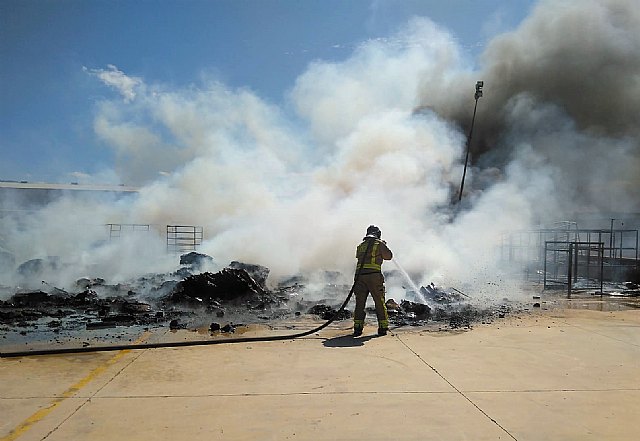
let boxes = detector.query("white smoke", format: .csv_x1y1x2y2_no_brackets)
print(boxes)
66,17,479,287
84,65,143,103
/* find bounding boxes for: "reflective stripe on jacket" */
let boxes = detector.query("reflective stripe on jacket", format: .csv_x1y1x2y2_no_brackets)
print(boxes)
355,238,392,272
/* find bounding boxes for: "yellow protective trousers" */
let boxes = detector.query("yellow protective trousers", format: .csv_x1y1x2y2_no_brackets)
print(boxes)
353,272,389,330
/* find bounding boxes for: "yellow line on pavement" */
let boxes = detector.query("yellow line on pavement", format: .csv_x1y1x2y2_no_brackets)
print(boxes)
1,334,148,441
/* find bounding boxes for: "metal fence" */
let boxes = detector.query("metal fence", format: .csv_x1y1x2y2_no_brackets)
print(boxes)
543,241,604,295
501,227,638,292
166,225,203,254
106,223,150,240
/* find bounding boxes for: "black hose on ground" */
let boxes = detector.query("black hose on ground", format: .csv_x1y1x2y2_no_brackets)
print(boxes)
0,241,374,358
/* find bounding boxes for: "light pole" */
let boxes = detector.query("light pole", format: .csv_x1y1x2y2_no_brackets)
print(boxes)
610,218,615,258
458,81,483,202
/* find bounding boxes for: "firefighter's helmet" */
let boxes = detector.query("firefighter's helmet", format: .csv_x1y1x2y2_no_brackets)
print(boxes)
366,225,381,238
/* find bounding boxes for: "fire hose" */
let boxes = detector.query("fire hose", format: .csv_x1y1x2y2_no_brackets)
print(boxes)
0,241,375,358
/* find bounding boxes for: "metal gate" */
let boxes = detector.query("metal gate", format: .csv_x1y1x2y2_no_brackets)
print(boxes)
543,241,604,296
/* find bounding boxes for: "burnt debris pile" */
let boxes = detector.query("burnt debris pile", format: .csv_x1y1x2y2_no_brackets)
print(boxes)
17,257,60,275
385,281,506,329
166,266,278,309
0,282,163,333
0,253,517,343
0,255,297,338
308,304,352,320
385,297,435,325
176,252,214,277
386,297,497,329
419,283,467,303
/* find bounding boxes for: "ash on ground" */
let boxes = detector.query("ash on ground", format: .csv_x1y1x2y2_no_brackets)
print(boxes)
1,252,536,349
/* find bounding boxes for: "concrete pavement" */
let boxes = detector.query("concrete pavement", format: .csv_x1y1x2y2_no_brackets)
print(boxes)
2,307,639,440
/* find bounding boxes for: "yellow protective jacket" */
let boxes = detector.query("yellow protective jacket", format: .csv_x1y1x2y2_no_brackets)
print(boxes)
355,237,393,274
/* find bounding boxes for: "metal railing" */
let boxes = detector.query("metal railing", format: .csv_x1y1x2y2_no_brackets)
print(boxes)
106,223,150,240
166,225,203,254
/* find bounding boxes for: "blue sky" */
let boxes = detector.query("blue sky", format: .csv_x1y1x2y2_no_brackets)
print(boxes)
1,0,536,183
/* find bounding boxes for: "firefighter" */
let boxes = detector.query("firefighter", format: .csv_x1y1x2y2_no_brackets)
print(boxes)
353,225,393,336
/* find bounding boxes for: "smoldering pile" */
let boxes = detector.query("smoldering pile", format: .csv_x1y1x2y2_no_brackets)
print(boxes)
383,282,507,330
0,252,518,344
0,253,289,338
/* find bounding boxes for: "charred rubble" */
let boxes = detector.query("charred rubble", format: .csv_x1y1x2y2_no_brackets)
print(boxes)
0,253,517,341
1,258,280,336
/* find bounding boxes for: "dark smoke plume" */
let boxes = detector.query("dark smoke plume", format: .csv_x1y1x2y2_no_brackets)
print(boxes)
419,0,640,214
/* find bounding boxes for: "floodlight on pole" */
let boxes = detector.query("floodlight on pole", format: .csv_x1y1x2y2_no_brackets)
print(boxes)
458,81,483,202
